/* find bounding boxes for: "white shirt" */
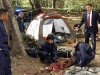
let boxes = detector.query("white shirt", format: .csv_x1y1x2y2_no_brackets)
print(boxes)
87,11,92,26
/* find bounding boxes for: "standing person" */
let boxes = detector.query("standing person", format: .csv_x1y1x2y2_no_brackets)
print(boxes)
16,12,25,33
38,34,58,64
0,8,12,75
68,38,95,67
75,4,100,51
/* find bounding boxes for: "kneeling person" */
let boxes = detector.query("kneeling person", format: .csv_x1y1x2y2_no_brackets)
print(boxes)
38,34,58,64
68,38,95,67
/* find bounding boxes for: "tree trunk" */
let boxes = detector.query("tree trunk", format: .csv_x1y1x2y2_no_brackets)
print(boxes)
0,0,3,8
45,0,48,8
53,0,56,8
1,0,27,56
29,0,37,17
34,0,42,14
29,0,35,10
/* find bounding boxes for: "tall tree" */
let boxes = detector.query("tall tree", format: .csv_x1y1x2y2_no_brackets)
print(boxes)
29,0,37,18
45,0,48,8
0,0,3,8
53,0,56,8
34,0,42,14
29,0,42,16
0,0,27,56
29,0,35,10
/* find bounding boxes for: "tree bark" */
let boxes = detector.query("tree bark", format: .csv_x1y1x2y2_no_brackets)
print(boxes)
0,0,3,8
45,0,48,8
53,0,56,8
29,0,35,10
29,0,37,17
2,0,27,56
34,0,42,14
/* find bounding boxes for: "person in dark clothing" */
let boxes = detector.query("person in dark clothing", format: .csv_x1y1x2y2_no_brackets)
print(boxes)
38,34,58,64
74,4,100,51
16,12,25,32
0,8,12,75
68,38,95,67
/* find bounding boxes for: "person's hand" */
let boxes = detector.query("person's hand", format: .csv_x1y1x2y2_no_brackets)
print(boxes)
92,51,95,56
74,27,79,31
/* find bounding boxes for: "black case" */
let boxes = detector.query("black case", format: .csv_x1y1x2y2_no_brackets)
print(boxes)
57,48,72,58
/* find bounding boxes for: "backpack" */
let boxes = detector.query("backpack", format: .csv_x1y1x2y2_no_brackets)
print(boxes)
57,48,72,58
26,49,38,58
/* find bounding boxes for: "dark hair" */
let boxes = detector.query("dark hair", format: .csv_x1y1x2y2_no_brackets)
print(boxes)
0,8,8,16
86,4,92,7
47,34,54,40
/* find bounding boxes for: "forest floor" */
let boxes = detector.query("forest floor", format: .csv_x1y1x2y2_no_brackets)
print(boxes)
11,13,100,75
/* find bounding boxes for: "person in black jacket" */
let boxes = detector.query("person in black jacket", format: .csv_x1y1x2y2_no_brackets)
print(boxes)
38,34,58,64
68,38,95,67
16,12,25,33
74,4,100,51
0,8,12,75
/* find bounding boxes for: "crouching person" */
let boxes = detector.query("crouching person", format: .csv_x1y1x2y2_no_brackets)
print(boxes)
38,34,58,64
68,38,95,67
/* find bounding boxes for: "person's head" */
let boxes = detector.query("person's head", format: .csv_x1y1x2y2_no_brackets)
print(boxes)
18,12,24,18
0,8,9,21
86,4,93,12
68,38,77,48
46,34,54,44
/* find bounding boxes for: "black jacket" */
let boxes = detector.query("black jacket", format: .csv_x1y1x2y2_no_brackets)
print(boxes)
39,41,57,59
0,19,8,50
78,10,100,34
74,42,94,66
16,17,25,32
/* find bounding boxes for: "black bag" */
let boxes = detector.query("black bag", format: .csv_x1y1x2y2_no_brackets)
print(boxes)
26,49,38,58
57,48,71,58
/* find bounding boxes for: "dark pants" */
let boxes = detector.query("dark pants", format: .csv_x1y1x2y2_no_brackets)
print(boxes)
5,52,12,75
0,50,12,75
0,51,5,75
38,51,54,63
85,28,96,51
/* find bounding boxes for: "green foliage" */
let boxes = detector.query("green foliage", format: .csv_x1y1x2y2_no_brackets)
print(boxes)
10,0,30,8
64,0,100,13
22,34,38,48
10,0,100,12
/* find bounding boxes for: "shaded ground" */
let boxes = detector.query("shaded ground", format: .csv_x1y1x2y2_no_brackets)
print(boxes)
11,13,100,75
